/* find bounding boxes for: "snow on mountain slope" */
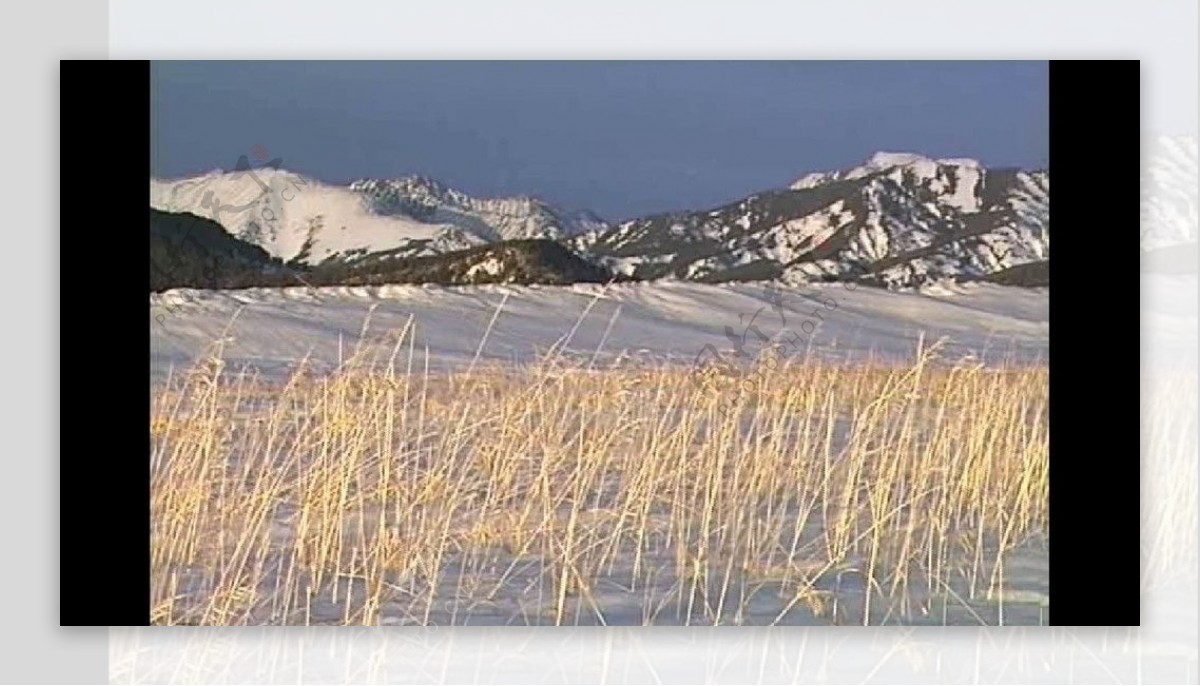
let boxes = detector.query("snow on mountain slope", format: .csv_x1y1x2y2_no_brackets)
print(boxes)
150,280,1048,381
150,169,481,264
580,152,1048,288
792,151,986,212
351,176,607,241
151,169,611,266
152,152,1048,289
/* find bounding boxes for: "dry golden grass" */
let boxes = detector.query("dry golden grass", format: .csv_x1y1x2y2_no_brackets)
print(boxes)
150,332,1049,626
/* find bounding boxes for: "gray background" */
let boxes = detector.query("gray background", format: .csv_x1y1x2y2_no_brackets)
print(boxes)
2,2,108,683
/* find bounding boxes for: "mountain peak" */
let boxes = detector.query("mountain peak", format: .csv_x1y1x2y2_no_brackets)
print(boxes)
791,152,987,191
864,151,983,170
151,153,1047,291
864,151,930,169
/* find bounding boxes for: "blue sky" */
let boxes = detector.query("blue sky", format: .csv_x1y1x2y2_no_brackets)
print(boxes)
150,61,1048,220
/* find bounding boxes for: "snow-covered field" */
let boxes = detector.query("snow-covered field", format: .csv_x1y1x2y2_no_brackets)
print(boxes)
151,280,1048,382
149,281,1056,626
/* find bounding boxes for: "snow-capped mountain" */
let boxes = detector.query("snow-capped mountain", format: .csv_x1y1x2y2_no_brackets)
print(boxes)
150,168,481,265
350,176,606,242
576,152,1049,288
151,152,1050,289
150,169,607,266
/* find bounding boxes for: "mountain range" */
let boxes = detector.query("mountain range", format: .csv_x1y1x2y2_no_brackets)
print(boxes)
149,152,1050,291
